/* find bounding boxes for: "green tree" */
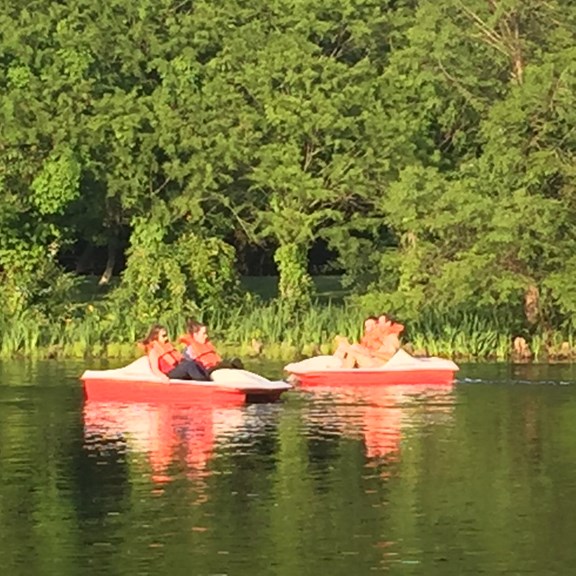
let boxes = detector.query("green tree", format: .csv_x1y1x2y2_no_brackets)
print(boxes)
365,0,576,328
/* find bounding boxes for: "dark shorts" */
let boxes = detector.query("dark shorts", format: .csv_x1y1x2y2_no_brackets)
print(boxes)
167,360,211,381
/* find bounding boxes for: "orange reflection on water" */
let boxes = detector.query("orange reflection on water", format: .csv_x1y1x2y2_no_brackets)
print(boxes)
83,399,246,485
304,383,455,462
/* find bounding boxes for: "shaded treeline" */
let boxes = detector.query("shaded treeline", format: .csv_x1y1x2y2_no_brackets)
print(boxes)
1,0,575,357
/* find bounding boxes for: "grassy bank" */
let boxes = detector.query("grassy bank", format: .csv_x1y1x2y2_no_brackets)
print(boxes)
1,276,575,362
0,299,361,360
1,295,576,362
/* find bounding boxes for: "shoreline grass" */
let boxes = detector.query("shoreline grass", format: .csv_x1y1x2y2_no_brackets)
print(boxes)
1,298,575,363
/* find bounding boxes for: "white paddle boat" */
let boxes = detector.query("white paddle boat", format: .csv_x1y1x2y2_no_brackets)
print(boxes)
284,349,459,387
81,356,291,404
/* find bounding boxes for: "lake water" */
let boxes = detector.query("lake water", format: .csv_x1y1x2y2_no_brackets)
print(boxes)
1,360,576,575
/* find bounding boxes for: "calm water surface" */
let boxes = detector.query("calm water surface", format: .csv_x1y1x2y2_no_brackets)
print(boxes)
1,360,576,575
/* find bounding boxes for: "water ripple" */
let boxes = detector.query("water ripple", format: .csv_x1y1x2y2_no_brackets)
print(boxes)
2,360,576,575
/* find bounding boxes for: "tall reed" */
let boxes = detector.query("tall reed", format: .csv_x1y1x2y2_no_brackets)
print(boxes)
1,298,575,361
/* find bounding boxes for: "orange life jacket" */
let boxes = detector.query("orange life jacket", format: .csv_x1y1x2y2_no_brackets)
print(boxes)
389,322,404,336
179,334,222,370
360,329,381,352
147,340,182,374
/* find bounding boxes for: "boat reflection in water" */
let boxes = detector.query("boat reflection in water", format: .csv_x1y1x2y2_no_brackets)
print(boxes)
302,382,456,464
83,399,247,485
83,381,456,487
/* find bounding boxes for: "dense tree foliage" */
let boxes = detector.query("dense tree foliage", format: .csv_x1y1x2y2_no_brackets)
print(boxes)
1,0,575,344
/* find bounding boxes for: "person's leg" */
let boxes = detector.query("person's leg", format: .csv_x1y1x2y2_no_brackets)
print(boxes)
209,358,245,371
168,360,210,381
348,349,383,369
333,336,351,359
342,352,356,368
334,341,353,360
206,362,221,376
206,357,245,375
335,341,373,367
350,343,368,353
229,357,244,369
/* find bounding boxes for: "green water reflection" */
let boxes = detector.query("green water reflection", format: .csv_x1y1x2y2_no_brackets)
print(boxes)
1,360,576,575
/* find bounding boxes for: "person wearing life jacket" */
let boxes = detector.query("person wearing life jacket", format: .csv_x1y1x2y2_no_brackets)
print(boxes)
141,324,210,382
335,316,380,353
334,316,383,367
377,313,404,336
376,313,404,360
359,316,381,353
180,319,244,374
335,314,404,368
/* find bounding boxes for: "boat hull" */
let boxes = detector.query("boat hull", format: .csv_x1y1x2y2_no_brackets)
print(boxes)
285,350,459,387
83,378,286,404
292,369,456,387
81,357,291,404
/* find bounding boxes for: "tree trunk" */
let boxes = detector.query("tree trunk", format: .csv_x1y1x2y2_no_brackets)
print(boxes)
524,284,540,326
98,235,117,286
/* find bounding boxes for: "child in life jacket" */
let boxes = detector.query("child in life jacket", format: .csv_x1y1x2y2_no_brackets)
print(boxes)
141,324,210,381
180,319,244,374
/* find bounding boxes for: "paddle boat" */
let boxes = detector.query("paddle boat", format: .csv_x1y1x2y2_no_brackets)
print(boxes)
81,356,291,404
284,349,459,387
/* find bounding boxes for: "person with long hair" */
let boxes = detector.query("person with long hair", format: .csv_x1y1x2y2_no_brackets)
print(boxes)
141,324,210,381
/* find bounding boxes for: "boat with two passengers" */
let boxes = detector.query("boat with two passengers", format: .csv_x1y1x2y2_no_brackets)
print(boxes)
284,349,459,387
81,356,291,404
